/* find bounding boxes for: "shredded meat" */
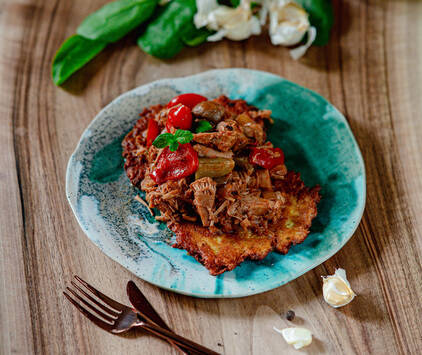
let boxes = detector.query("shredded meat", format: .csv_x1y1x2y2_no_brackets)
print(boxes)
122,95,320,275
190,177,217,227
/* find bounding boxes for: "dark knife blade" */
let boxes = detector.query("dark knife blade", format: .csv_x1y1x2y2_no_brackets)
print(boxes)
127,281,191,355
127,281,171,330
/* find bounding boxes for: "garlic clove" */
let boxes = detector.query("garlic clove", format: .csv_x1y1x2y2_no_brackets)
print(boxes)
274,326,313,349
268,0,310,46
322,268,356,308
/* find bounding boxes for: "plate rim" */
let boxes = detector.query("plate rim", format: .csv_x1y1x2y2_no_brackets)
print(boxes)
66,68,366,298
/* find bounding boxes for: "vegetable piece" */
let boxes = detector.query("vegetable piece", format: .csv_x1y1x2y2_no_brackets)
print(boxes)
150,143,199,184
195,157,235,179
295,0,334,46
181,25,214,47
192,101,226,124
137,0,198,58
146,118,160,147
77,0,158,42
168,93,208,109
195,120,213,133
166,105,193,131
52,35,106,86
249,147,284,170
153,129,193,151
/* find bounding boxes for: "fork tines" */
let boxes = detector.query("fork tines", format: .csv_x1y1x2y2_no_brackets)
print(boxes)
63,275,124,332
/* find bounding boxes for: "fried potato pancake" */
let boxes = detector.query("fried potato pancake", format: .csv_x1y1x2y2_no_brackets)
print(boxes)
171,172,320,275
171,223,273,275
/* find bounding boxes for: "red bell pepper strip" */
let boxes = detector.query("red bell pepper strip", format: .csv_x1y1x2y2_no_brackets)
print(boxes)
249,147,285,170
150,143,199,184
146,118,160,147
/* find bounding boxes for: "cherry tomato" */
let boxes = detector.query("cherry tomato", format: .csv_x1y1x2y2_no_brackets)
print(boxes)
166,104,193,131
167,93,208,109
249,147,285,170
150,143,199,184
146,118,160,147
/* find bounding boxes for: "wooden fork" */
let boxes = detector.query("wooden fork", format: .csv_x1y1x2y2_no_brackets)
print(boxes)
64,276,219,355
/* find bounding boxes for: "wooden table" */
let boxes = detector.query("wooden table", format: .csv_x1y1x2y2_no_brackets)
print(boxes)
1,1,421,354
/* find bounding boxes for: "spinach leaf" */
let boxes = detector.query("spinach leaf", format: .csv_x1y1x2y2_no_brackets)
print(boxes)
77,0,158,42
296,0,334,46
52,35,106,85
137,0,198,58
181,25,213,47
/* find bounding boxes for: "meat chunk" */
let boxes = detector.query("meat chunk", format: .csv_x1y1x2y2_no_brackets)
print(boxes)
256,169,272,190
193,120,248,152
270,164,288,179
190,177,217,227
193,144,233,159
236,113,266,145
193,131,238,152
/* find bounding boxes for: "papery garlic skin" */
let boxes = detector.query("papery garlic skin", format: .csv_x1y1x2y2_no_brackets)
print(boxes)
274,326,313,349
323,268,356,308
268,0,310,46
289,26,316,59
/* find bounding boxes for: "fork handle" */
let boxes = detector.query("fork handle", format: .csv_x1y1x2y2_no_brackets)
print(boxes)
137,321,220,355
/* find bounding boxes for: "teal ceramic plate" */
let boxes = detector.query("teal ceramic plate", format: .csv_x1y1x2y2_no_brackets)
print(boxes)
66,69,365,298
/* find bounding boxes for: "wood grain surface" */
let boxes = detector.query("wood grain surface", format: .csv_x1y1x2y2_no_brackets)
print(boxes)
1,0,421,354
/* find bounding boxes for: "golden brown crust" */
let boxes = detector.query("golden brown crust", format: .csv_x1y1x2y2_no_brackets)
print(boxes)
170,223,273,275
272,172,321,253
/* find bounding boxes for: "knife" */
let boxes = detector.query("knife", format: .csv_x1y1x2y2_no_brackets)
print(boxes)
127,281,189,355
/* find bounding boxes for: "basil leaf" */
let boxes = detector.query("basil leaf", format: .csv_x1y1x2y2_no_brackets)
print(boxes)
174,129,194,144
137,0,197,58
77,0,158,42
169,141,179,152
195,120,212,133
152,133,174,148
52,35,106,86
295,0,334,46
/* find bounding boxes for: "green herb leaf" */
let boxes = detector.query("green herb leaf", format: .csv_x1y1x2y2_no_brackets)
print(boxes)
174,129,194,144
169,141,179,152
181,25,213,47
152,133,174,148
137,0,198,58
295,0,334,46
195,120,213,133
52,35,106,86
77,0,158,42
152,129,193,150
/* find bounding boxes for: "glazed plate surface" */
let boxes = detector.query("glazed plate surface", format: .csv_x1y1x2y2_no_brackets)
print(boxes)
66,69,365,298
